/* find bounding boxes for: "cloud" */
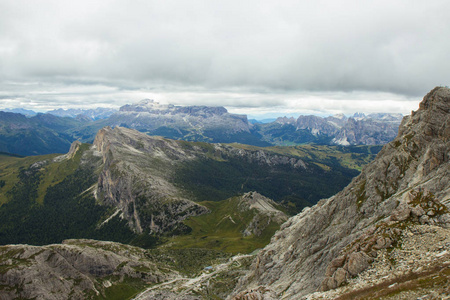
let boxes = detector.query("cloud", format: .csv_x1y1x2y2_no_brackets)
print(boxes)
0,0,449,115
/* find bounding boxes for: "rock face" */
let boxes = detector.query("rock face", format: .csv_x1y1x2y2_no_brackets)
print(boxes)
0,239,177,300
232,87,450,299
93,126,210,234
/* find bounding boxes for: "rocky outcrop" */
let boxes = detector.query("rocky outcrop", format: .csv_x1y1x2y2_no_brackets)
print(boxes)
238,192,288,237
307,224,450,299
232,87,450,299
0,239,177,300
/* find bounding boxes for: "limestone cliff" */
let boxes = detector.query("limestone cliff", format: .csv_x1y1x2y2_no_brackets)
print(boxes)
232,87,450,299
261,112,403,146
93,126,209,234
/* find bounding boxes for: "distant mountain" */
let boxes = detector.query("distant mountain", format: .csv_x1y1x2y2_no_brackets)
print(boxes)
0,108,37,116
114,99,265,144
0,112,82,156
253,112,403,146
70,99,269,146
0,100,405,156
46,107,117,120
249,118,277,124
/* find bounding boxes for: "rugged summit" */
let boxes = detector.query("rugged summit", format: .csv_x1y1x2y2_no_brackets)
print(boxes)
232,87,450,299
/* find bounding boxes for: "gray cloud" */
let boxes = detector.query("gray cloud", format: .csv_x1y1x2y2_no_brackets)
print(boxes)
1,0,449,116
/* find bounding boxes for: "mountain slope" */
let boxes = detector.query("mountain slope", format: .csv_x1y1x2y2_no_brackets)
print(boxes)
166,192,288,254
0,240,178,300
0,112,81,156
232,86,450,299
0,239,234,300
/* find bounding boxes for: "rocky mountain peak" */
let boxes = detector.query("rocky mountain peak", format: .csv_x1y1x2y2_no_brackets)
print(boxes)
419,86,450,112
352,112,366,119
119,99,174,113
402,86,450,141
330,113,347,120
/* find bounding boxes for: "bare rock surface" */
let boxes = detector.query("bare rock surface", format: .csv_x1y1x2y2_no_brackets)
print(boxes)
94,126,210,234
0,239,177,300
231,87,450,299
306,225,450,299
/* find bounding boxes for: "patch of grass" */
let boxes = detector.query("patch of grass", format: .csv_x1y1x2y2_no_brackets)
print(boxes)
164,196,283,254
93,276,147,300
146,248,231,276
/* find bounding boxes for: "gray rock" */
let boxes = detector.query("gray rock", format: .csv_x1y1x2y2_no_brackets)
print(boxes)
411,205,426,217
0,240,177,300
346,252,371,276
333,268,350,287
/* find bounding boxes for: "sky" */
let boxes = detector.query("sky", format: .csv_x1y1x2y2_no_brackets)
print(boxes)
1,0,449,119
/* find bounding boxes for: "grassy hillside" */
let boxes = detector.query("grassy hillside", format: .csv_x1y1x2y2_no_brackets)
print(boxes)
164,196,285,254
172,144,379,210
231,144,382,171
0,111,83,156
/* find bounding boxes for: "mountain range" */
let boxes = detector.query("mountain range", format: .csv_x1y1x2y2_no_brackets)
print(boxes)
1,100,402,156
253,112,403,146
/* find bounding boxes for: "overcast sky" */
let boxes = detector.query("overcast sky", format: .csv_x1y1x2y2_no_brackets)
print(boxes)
1,0,449,118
